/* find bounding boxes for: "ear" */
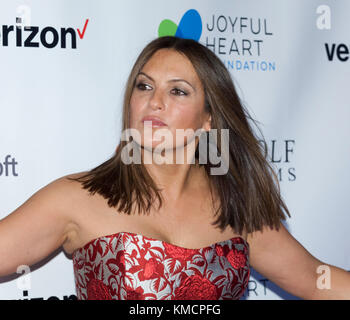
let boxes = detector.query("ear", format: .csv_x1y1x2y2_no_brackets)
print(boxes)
203,114,211,132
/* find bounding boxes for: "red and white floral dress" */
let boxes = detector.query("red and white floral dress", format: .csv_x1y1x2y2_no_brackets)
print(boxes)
72,231,250,300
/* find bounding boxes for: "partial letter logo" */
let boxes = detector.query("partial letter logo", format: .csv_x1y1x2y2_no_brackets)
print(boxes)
158,9,202,41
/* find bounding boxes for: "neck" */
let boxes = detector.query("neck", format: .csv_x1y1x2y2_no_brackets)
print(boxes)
141,144,207,202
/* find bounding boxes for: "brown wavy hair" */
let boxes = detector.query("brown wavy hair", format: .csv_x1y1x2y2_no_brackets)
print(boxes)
67,36,290,235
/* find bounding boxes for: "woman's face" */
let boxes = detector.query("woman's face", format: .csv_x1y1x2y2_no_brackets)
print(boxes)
129,48,211,156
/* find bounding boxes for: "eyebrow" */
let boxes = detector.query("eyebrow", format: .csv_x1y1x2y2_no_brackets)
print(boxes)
137,72,196,91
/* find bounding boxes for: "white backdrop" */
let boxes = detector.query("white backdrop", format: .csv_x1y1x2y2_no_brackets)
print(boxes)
0,0,349,300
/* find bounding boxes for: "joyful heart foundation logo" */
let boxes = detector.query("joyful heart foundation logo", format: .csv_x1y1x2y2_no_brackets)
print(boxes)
158,9,202,41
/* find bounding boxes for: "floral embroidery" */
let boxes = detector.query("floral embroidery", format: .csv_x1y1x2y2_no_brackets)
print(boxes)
137,257,164,281
163,242,197,261
86,278,112,300
174,275,218,300
126,285,147,300
72,232,250,300
215,245,225,256
227,249,247,269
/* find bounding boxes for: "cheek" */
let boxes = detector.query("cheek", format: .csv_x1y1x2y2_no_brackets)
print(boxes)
129,94,144,128
167,108,206,149
171,106,203,130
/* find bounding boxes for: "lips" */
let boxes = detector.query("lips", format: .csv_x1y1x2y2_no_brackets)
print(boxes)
141,116,167,126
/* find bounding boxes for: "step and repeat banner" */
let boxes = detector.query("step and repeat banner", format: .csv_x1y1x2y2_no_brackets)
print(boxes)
0,0,349,300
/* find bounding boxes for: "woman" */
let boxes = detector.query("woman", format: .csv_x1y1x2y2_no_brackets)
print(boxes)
0,36,349,300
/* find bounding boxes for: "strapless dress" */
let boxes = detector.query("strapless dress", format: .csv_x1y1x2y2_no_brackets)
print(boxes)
72,231,250,300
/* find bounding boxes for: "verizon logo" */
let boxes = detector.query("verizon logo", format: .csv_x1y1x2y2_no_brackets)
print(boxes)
0,17,89,49
324,43,349,62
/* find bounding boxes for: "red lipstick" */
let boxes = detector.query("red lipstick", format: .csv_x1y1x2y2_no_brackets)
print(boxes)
142,116,167,127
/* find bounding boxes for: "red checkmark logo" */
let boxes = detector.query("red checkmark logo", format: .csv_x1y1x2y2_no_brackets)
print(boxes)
77,18,89,39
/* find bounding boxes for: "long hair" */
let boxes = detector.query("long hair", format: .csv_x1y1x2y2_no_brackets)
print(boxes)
68,36,290,235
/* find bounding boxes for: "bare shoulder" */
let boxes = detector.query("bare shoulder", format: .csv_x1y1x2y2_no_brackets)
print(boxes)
49,171,96,253
47,171,90,203
55,171,95,217
33,171,91,227
60,171,89,186
9,171,91,218
245,222,323,299
0,171,93,276
246,223,290,255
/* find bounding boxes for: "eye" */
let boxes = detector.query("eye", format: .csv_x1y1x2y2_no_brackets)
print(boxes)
135,82,152,90
171,88,188,96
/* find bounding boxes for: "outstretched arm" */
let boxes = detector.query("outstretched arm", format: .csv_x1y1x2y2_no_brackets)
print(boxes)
247,223,350,299
0,175,77,277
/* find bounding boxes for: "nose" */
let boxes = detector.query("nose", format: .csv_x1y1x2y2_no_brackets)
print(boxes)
149,87,166,111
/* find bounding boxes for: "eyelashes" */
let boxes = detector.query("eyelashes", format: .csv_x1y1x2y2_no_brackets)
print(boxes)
170,87,188,96
135,82,188,96
135,82,151,91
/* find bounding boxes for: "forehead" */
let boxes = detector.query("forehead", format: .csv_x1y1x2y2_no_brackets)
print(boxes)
140,49,201,84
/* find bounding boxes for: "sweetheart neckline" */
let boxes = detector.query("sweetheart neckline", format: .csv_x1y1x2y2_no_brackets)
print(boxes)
73,230,249,255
